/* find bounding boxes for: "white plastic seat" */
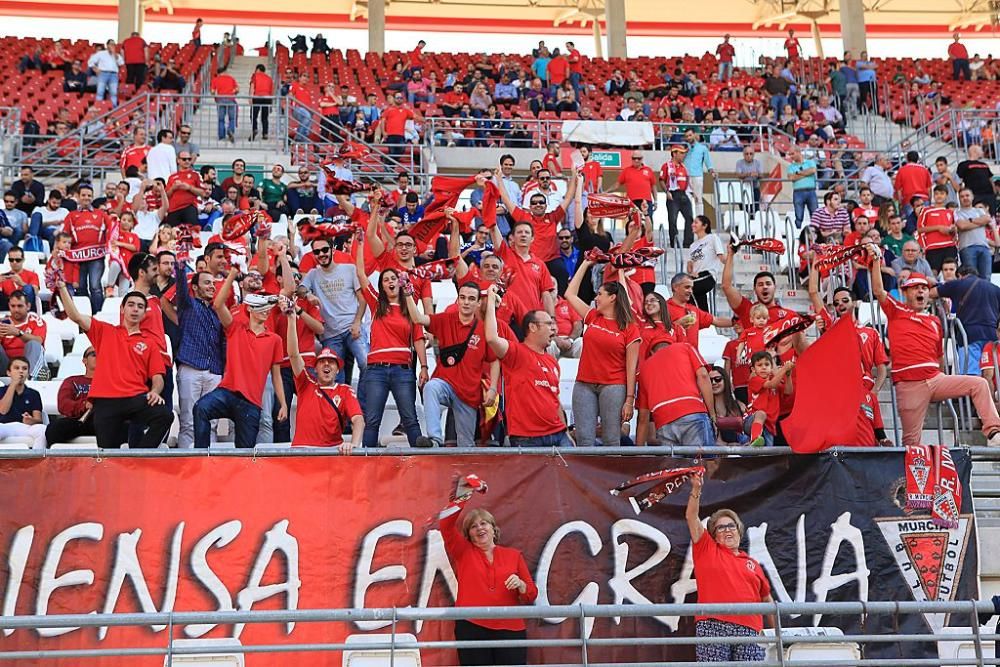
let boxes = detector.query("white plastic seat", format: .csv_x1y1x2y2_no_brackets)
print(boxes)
71,296,92,317
99,296,122,316
56,355,85,378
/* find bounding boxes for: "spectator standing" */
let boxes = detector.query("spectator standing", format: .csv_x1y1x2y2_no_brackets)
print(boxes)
565,41,583,98
249,64,274,141
862,155,894,204
88,40,124,106
192,18,203,47
211,69,239,142
894,151,932,215
58,283,172,447
870,258,1000,446
173,125,199,163
12,166,45,217
684,129,715,217
0,290,45,378
956,188,994,279
565,260,640,446
289,72,314,143
916,185,959,272
45,346,96,446
660,145,694,248
935,156,963,205
193,269,287,448
736,145,763,215
958,145,997,213
949,32,972,81
856,51,878,112
165,151,206,227
636,338,714,446
687,215,726,313
120,127,149,179
63,184,109,313
146,129,177,182
617,151,657,214
375,93,420,157
0,357,46,450
787,147,818,228
667,273,732,350
933,265,1000,375
716,34,736,82
487,219,557,315
121,31,148,89
784,29,801,60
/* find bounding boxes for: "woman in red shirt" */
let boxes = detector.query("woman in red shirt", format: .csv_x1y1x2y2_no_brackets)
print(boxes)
686,473,772,662
440,488,538,666
639,291,679,360
356,249,428,448
565,259,641,446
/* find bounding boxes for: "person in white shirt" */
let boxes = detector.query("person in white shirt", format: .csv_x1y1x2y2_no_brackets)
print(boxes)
861,154,895,204
87,40,124,106
28,190,69,247
814,95,844,130
145,129,177,182
709,126,740,151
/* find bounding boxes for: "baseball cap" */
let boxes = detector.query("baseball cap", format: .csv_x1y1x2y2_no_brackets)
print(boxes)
244,293,279,311
670,144,688,153
901,273,930,289
315,347,343,365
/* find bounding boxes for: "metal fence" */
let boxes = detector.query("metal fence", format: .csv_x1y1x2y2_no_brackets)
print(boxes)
1,600,999,665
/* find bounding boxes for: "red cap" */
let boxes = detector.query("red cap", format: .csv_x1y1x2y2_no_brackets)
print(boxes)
315,348,343,365
901,273,930,289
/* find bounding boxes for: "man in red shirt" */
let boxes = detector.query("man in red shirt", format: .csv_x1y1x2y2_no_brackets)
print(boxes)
636,338,714,446
667,273,732,350
63,184,110,313
870,255,1000,447
722,246,793,325
617,151,657,214
894,151,933,214
193,268,287,448
852,186,879,223
0,290,46,378
249,63,275,141
120,127,149,179
949,32,971,81
565,41,583,97
495,166,576,294
406,282,498,447
546,49,569,92
716,34,736,82
916,184,958,271
484,287,570,446
165,150,207,228
579,145,603,196
57,282,172,448
288,71,314,143
210,68,239,142
121,31,148,89
407,40,426,71
784,29,801,60
660,145,694,247
489,218,557,316
375,92,420,156
549,295,583,357
0,247,40,311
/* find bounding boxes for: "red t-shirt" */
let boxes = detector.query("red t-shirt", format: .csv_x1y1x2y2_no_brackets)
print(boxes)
86,320,166,398
211,74,238,97
547,57,569,85
118,230,140,268
716,42,736,63
120,145,149,174
500,340,563,437
554,297,581,337
250,71,274,96
218,321,283,407
882,295,942,382
292,371,361,446
426,312,494,407
167,169,204,212
981,341,1000,389
1,270,40,297
852,205,879,222
580,160,603,194
577,308,641,385
722,338,751,389
637,342,708,428
638,322,677,361
665,299,715,350
748,373,784,432
65,209,109,248
268,297,323,367
733,297,791,326
894,164,932,205
407,45,424,69
378,254,432,302
617,165,657,201
289,82,313,106
784,37,801,58
494,242,556,312
916,206,957,251
949,42,969,60
509,205,566,262
0,313,46,358
135,295,171,367
363,285,425,365
567,48,583,74
121,36,146,64
382,106,414,137
692,531,771,632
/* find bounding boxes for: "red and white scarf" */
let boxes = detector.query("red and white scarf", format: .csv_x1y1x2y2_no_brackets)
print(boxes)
905,444,961,528
610,466,705,515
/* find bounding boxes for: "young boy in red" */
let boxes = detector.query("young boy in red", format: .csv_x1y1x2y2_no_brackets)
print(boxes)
736,304,769,367
745,351,794,447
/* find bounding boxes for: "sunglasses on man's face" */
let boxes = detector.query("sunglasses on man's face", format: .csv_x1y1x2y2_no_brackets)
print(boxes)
313,246,332,255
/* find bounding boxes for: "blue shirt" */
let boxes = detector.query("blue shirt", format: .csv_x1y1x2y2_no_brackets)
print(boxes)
559,246,580,278
174,263,226,375
397,205,425,225
936,276,1000,342
532,57,550,82
788,159,818,191
0,385,41,423
839,65,858,84
494,82,518,100
856,61,877,83
684,142,714,177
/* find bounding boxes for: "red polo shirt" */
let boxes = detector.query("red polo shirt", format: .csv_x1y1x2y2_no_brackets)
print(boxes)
1,313,46,358
120,145,149,174
693,531,771,632
638,342,708,428
292,372,361,446
665,299,714,349
382,106,414,137
500,340,563,437
882,295,942,381
86,319,166,398
218,321,283,407
211,74,238,97
494,242,556,312
426,311,494,407
509,205,566,262
167,169,204,212
617,164,656,201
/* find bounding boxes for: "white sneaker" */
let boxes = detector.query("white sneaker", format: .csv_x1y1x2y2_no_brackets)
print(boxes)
988,431,1000,447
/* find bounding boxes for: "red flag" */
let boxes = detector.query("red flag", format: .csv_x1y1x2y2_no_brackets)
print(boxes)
761,163,782,202
480,180,500,229
783,316,867,453
409,175,478,252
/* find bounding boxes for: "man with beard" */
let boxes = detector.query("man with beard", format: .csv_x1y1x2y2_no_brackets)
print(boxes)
870,246,1000,447
721,245,792,325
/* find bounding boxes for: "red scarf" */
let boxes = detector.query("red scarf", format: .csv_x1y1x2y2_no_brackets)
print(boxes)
407,256,458,282
409,175,478,252
480,181,500,229
610,466,705,515
905,444,934,509
733,236,786,255
906,444,961,528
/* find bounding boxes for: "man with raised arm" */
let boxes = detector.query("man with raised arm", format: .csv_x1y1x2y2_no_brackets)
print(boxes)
721,245,792,324
56,282,172,448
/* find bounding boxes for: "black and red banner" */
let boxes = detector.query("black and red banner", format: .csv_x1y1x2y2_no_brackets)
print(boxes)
0,452,979,665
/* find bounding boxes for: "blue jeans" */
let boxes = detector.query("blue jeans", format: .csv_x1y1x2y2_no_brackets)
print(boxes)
28,212,58,246
770,94,788,117
569,71,582,100
287,189,321,214
509,431,573,447
321,330,369,410
718,62,733,81
96,71,118,105
292,105,312,142
77,259,104,313
217,99,237,139
655,412,714,447
960,245,992,281
422,377,478,445
361,364,421,448
194,387,261,448
963,340,989,376
792,189,818,228
742,413,775,446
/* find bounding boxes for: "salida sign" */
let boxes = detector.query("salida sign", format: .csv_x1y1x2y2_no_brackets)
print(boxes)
0,452,979,665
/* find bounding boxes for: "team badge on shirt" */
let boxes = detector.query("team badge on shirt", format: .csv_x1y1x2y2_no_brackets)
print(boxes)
133,341,148,354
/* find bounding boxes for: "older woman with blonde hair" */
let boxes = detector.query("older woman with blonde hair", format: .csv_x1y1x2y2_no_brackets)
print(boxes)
686,473,772,662
440,480,538,665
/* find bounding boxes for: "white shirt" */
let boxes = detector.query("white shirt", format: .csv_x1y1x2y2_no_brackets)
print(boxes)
146,143,177,182
861,165,893,199
31,205,68,229
87,50,123,73
688,233,726,280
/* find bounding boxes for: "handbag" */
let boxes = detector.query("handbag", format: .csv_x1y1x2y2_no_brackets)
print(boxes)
438,322,478,368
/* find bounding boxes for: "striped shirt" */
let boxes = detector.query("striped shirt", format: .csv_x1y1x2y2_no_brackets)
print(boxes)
810,206,851,236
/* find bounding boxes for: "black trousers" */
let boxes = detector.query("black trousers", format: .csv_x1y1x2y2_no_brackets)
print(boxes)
45,414,95,446
164,205,199,228
126,63,147,88
691,271,716,313
925,246,958,273
92,395,173,449
454,619,527,666
545,257,570,298
251,97,270,138
666,190,694,248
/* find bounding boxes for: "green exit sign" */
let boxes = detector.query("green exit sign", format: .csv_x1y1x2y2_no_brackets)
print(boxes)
591,151,622,168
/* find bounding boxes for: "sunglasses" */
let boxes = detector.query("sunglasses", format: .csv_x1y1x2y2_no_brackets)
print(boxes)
530,200,546,206
709,376,724,383
558,235,573,240
632,156,643,160
9,258,23,263
313,246,332,255
538,176,551,181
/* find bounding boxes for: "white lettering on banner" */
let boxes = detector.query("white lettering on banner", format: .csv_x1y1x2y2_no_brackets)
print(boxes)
353,519,412,631
749,515,808,618
36,523,104,637
609,520,671,627
534,521,602,639
234,520,300,639
185,520,241,638
2,526,34,637
414,529,458,634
